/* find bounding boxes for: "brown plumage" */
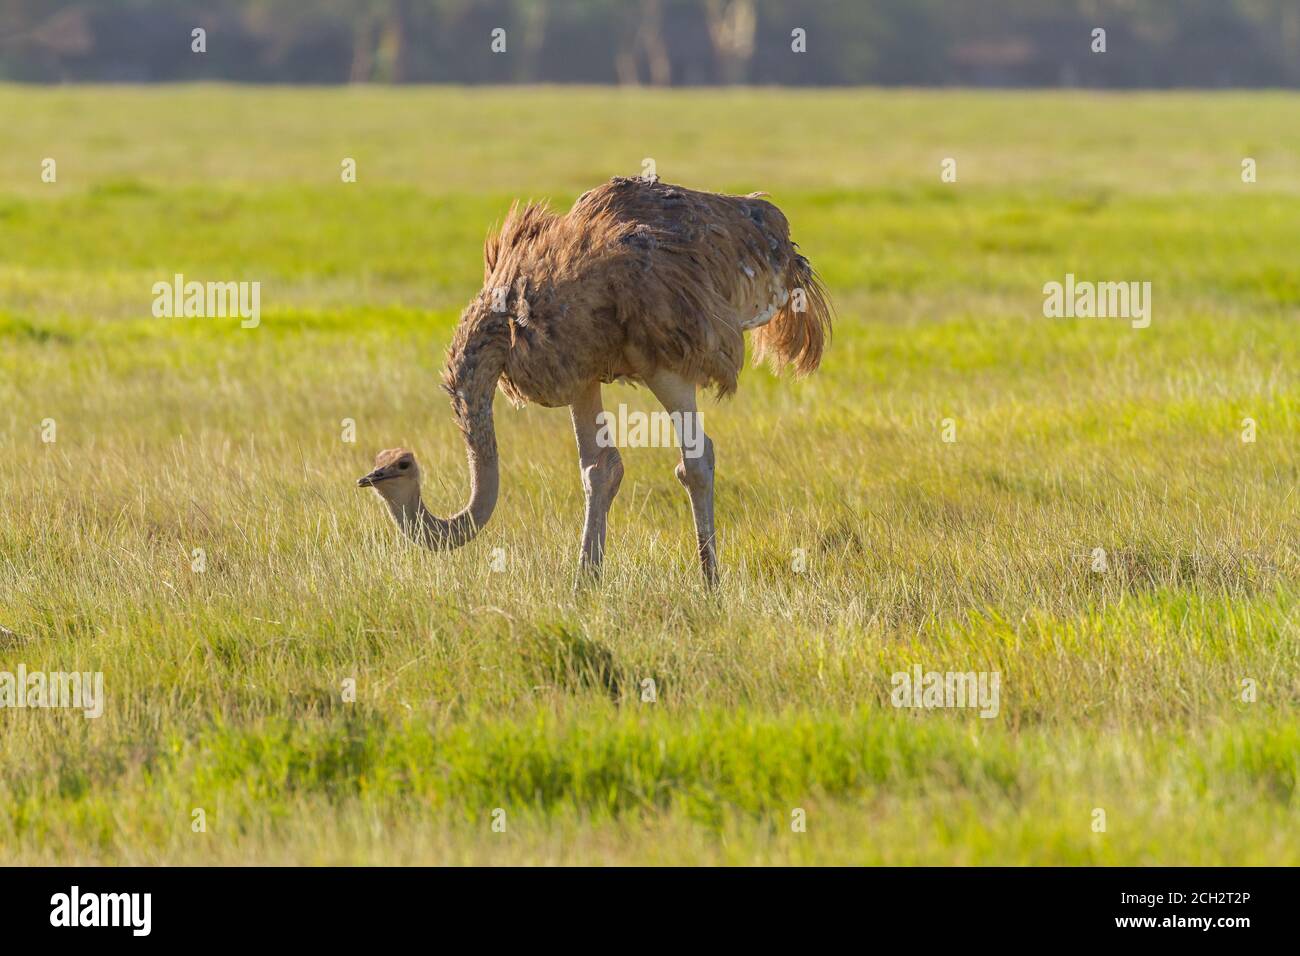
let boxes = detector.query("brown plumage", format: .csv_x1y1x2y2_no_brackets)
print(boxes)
360,176,833,586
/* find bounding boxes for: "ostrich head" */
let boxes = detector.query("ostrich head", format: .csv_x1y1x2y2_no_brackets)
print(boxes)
357,447,420,506
356,434,495,551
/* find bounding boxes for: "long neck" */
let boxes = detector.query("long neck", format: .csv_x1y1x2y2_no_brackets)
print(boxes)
397,307,508,551
385,459,494,550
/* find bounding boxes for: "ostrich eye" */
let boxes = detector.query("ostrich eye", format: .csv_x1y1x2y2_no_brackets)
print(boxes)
399,461,410,470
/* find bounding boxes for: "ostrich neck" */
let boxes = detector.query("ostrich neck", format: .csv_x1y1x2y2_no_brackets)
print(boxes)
395,312,505,551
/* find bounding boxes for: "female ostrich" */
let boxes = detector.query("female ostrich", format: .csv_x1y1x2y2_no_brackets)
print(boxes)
357,176,831,586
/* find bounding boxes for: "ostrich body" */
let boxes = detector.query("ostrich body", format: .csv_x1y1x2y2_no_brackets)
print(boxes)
358,176,832,585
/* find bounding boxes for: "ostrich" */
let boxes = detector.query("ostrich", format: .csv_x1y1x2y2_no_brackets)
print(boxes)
357,176,832,586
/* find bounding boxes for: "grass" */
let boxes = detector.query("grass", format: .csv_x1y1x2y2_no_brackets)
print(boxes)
1,85,1298,864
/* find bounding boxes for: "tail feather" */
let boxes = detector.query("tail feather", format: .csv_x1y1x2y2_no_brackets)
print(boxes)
752,254,832,375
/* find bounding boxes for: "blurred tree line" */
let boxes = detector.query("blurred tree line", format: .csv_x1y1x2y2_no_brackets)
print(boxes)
2,0,1299,86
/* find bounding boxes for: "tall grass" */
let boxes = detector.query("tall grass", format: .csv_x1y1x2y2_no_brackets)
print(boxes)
1,86,1298,863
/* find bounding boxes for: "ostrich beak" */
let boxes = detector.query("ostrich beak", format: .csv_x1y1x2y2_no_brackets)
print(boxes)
357,470,384,488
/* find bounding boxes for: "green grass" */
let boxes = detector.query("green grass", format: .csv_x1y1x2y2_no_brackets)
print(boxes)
1,85,1298,864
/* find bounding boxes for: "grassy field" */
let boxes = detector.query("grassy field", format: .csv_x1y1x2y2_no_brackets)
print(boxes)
1,85,1298,865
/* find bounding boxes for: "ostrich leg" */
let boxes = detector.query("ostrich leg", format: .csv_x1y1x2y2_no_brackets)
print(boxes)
570,381,623,583
647,370,718,587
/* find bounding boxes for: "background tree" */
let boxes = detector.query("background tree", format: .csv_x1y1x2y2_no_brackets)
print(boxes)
2,0,1298,88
